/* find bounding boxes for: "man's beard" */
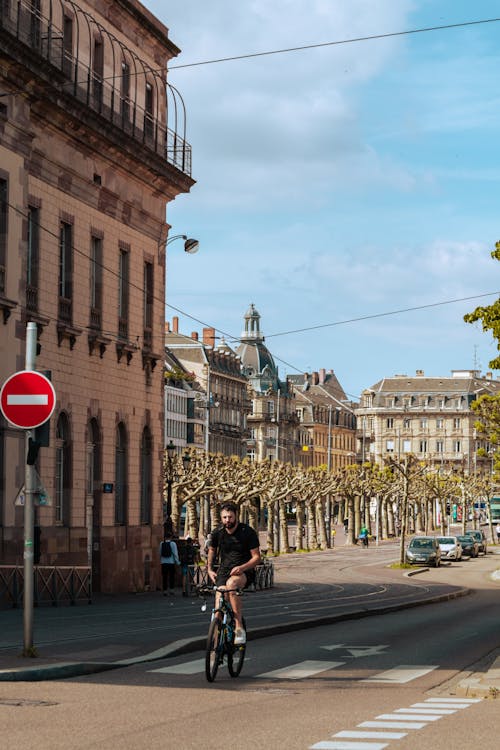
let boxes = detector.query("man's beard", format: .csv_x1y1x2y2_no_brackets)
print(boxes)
224,520,237,530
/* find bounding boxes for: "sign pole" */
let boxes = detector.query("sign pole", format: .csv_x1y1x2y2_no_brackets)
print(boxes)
23,322,37,655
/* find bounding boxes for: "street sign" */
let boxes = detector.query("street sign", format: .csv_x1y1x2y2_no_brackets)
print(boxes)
0,370,56,429
14,473,52,507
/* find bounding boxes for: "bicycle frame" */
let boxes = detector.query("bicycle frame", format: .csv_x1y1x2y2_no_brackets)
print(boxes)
200,586,246,682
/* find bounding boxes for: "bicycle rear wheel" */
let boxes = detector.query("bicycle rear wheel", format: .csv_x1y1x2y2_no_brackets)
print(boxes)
228,617,246,677
205,618,223,682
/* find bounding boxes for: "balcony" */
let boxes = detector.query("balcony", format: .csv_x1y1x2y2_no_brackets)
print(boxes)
0,1,192,178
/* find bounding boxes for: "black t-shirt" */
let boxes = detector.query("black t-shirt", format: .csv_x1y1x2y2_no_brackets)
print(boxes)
209,523,259,570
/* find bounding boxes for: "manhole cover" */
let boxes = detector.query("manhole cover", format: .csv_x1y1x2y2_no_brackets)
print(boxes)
0,698,58,707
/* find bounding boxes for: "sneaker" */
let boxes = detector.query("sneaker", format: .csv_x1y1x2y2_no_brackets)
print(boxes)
234,628,246,645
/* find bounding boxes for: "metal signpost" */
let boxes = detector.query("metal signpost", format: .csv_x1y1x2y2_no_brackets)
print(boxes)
0,323,56,654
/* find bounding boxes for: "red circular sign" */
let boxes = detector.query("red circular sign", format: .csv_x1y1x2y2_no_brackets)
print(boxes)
0,370,56,429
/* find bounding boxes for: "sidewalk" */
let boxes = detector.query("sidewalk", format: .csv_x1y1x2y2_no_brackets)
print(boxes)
1,545,499,691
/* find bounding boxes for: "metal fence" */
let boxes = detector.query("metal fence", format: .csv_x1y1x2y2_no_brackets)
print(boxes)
0,565,92,608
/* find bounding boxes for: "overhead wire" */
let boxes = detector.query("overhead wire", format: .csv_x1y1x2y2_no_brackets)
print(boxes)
7,195,497,383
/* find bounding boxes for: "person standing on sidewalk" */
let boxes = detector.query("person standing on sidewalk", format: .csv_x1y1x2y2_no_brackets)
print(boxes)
180,536,200,597
496,522,500,544
159,531,180,595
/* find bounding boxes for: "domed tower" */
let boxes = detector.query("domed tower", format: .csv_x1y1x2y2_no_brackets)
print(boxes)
236,304,279,393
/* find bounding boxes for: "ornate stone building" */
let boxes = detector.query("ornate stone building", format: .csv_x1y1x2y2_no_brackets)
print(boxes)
0,1,194,591
236,304,300,463
355,370,500,469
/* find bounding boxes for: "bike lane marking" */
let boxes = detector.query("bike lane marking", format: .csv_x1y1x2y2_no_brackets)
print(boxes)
362,665,438,683
257,660,345,680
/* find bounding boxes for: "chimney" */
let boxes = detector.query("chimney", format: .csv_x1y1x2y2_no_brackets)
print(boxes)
172,316,179,333
165,321,170,333
191,332,198,341
312,371,319,385
319,368,326,384
203,327,216,348
486,372,492,379
416,370,424,377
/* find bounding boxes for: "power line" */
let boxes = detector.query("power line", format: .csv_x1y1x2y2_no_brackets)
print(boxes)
168,18,500,70
265,292,500,339
6,199,497,387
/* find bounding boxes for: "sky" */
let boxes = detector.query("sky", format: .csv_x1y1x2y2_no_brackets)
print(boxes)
142,0,500,401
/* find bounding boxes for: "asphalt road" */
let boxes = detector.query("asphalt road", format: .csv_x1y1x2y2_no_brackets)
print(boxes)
2,543,500,749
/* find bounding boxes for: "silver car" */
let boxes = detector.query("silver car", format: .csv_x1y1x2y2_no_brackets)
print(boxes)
436,536,462,561
405,536,442,567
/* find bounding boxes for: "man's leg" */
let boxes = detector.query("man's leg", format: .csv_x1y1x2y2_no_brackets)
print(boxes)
161,563,168,595
225,573,247,631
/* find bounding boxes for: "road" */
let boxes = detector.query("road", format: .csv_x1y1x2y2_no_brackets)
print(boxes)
2,545,499,749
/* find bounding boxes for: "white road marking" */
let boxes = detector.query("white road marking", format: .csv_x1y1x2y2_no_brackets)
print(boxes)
7,394,48,405
377,713,440,722
149,658,205,675
404,707,457,714
321,644,388,658
334,731,407,740
424,697,481,704
258,660,344,680
360,721,426,730
363,665,438,683
310,742,388,750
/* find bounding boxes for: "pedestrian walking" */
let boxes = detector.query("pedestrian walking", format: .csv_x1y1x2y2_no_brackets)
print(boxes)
495,523,500,544
159,531,180,596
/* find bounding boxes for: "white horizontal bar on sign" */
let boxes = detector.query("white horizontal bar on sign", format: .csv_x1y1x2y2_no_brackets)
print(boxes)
259,660,344,680
7,395,48,405
363,665,438,683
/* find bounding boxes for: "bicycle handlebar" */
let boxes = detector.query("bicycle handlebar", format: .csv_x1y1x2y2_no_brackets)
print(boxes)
197,585,243,596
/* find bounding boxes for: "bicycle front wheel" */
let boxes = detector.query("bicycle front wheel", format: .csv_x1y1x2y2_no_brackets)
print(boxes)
205,618,223,682
228,618,246,678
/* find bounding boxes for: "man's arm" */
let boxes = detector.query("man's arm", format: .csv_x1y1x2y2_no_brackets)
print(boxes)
230,546,261,577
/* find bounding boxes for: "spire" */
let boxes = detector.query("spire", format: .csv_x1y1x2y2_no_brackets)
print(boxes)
241,303,263,342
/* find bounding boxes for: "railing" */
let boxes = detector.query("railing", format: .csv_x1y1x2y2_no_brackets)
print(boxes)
0,0,192,177
0,263,5,294
26,283,38,312
0,565,92,608
89,307,101,331
58,295,72,323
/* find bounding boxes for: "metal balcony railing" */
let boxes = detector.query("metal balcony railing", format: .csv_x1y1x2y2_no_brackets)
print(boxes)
0,0,192,177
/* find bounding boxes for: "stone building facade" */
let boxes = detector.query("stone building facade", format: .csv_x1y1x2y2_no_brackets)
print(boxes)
0,1,194,592
355,370,500,470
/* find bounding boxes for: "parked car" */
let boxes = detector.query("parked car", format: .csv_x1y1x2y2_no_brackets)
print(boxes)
436,536,462,561
456,534,479,558
467,529,488,555
405,536,442,567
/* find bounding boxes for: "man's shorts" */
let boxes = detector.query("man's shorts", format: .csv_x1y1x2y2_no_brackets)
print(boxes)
215,566,255,588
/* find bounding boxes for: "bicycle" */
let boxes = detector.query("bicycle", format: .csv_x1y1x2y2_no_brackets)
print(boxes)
198,585,246,683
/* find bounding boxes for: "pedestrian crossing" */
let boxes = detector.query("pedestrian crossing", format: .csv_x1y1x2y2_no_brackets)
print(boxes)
150,657,437,684
309,698,481,750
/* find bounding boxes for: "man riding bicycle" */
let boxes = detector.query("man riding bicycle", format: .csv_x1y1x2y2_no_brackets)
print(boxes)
207,501,261,645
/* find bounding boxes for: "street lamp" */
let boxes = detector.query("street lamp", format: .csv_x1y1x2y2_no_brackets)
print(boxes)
164,440,176,535
166,234,199,254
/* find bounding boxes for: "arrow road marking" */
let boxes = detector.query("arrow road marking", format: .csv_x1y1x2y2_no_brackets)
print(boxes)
7,395,48,405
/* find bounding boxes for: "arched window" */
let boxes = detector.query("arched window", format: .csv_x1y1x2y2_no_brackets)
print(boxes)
55,412,72,525
115,422,127,525
140,426,152,524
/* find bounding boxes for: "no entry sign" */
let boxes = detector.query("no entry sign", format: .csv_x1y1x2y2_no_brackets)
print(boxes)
0,370,56,429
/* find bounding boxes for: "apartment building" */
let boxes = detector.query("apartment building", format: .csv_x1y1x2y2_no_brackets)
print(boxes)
290,369,357,470
0,1,194,592
356,370,500,470
165,318,250,457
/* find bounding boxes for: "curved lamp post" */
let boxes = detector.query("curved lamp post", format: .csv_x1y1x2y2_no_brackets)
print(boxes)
166,233,199,254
